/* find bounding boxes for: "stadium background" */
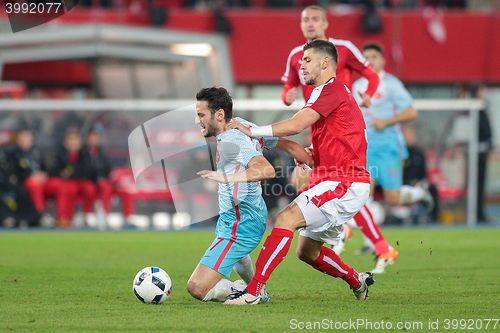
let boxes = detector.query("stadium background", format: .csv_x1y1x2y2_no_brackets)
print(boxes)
0,0,499,229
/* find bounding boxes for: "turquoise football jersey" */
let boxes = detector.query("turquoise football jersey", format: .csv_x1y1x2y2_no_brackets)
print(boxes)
353,71,412,159
215,117,278,239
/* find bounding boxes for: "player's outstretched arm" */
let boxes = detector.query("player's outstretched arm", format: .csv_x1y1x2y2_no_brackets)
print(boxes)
228,108,321,138
276,138,314,167
197,156,275,183
266,107,321,137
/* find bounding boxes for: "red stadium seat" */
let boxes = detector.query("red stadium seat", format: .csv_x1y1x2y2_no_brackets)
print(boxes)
111,166,183,218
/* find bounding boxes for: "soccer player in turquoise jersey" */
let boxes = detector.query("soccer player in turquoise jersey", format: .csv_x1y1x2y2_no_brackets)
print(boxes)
187,87,313,302
352,43,432,273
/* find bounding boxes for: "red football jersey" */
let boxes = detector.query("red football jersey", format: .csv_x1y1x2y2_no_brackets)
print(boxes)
305,77,371,185
282,38,369,101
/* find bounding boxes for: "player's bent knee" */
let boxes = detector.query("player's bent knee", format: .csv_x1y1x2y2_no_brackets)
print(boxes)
186,278,208,300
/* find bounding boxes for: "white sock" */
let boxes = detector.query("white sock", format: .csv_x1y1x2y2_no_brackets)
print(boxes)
233,255,254,284
202,279,245,302
400,185,426,205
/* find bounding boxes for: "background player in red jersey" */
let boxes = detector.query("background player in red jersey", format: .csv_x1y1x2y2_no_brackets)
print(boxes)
225,40,374,305
283,6,398,268
281,5,379,108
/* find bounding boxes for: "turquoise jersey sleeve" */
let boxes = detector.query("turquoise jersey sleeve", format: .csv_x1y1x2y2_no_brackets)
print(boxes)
221,130,261,168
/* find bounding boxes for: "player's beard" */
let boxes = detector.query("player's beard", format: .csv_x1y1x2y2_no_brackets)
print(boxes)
304,74,317,86
305,78,315,85
202,116,218,137
304,65,321,86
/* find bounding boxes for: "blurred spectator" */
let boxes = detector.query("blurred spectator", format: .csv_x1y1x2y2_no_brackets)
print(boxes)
471,85,492,223
402,125,440,221
82,127,114,219
476,88,493,223
402,126,427,184
0,128,41,227
457,84,493,223
45,130,96,228
0,148,18,227
9,127,47,214
52,112,84,147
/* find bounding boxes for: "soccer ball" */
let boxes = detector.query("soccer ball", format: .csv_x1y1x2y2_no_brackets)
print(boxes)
132,266,172,304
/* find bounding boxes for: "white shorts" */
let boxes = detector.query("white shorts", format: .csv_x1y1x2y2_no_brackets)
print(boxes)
294,181,370,246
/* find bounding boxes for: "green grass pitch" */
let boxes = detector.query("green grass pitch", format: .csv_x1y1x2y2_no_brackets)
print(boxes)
1,228,499,332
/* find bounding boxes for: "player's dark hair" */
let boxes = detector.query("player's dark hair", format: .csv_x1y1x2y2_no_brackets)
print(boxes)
196,87,233,121
303,40,338,65
363,43,384,56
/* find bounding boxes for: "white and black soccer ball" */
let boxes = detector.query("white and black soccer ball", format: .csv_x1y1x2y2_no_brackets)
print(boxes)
132,266,172,304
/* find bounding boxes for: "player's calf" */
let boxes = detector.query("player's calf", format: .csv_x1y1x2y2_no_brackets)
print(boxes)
296,237,323,264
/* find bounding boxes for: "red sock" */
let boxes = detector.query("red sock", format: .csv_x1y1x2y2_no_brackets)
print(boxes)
310,246,361,289
354,205,390,256
246,228,293,296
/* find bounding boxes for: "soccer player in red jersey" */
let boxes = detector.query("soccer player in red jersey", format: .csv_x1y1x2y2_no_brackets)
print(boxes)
225,40,374,305
284,5,397,266
281,5,379,107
